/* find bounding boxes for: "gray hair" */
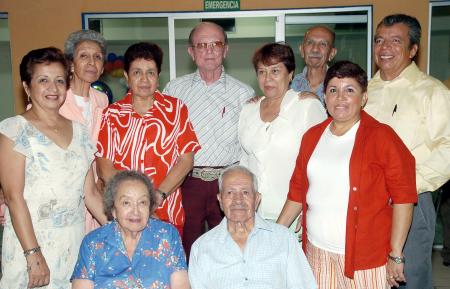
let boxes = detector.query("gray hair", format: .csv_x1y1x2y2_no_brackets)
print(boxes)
103,170,156,220
218,165,258,193
64,30,107,61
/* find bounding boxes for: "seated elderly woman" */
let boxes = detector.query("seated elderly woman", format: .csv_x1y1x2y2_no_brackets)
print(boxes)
71,170,189,289
239,42,326,227
278,61,417,289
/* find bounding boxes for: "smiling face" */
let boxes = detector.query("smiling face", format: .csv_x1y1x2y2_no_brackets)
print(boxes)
124,58,159,99
112,179,151,235
257,62,293,99
188,23,228,74
374,23,418,81
218,170,261,225
23,62,68,110
325,77,367,126
300,26,337,69
72,40,104,84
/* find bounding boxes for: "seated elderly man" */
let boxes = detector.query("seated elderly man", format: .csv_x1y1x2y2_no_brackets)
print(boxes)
188,165,317,289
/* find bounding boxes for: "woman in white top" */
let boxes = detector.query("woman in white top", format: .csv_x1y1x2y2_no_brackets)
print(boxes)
60,30,110,232
238,42,326,224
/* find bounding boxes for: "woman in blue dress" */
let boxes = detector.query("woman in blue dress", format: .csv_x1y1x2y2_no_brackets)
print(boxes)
71,170,189,289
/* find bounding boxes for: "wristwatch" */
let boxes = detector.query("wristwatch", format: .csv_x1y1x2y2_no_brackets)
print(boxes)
157,189,168,201
388,254,405,264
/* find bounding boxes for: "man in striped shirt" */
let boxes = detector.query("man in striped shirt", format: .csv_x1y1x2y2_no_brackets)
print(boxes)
163,21,254,259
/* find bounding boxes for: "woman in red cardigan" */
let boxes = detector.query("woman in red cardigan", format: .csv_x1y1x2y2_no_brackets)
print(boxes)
277,61,417,289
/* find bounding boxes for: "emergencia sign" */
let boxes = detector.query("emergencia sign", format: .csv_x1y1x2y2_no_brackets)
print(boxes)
204,0,240,11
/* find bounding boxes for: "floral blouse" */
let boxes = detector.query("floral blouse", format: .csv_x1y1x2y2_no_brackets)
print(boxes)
71,218,187,288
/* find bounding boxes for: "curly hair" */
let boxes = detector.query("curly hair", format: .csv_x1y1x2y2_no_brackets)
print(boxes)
103,170,156,221
64,30,107,61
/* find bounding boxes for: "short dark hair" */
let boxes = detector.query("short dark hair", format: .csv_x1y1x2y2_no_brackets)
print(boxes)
20,47,70,88
124,42,163,74
252,42,296,74
103,170,156,221
377,14,421,48
324,60,368,92
188,21,228,46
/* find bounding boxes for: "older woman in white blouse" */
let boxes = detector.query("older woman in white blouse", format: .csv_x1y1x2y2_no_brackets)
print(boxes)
239,42,326,225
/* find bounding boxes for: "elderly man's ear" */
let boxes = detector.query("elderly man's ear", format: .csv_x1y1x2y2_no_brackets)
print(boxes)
255,192,262,210
328,47,337,62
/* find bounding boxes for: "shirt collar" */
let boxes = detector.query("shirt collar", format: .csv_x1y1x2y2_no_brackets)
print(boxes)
372,62,420,84
121,90,165,115
300,66,325,93
103,219,152,256
191,66,227,88
216,213,273,243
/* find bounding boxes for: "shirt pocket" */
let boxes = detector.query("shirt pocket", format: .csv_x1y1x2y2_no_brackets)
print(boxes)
214,104,241,151
391,111,424,149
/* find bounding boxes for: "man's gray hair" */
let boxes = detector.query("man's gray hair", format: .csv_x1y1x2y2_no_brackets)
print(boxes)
103,170,156,220
64,29,107,61
218,165,258,193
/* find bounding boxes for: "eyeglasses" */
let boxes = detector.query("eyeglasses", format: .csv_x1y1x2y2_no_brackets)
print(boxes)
192,41,225,51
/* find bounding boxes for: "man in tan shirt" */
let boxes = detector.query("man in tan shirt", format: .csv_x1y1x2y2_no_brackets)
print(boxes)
365,14,450,289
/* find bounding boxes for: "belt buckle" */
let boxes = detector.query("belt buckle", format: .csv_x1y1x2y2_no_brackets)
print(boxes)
199,168,219,182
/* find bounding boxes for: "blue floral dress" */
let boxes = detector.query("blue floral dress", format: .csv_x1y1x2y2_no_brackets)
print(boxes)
0,115,95,289
71,218,187,289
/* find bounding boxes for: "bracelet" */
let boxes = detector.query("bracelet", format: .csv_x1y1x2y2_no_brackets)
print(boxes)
388,254,405,264
23,246,41,257
156,189,168,201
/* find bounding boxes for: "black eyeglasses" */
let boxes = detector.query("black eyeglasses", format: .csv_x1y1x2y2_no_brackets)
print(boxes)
192,41,225,51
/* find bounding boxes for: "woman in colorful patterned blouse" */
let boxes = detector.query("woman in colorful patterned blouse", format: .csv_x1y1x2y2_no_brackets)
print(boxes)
96,42,200,236
71,170,189,288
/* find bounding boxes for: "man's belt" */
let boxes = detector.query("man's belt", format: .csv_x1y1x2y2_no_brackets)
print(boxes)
191,167,224,182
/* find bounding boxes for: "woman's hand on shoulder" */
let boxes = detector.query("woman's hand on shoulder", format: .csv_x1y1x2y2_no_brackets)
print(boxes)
298,91,320,100
26,251,50,288
246,96,263,104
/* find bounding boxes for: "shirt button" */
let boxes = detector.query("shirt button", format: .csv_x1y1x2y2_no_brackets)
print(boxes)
245,277,248,281
243,259,246,263
353,206,358,211
352,187,357,191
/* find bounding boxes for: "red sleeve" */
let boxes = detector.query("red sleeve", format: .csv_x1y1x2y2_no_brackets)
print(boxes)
96,107,115,160
287,136,309,204
381,126,418,204
176,102,201,155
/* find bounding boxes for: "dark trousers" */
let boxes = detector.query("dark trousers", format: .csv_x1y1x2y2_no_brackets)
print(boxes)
181,175,223,261
399,192,436,289
440,181,450,263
